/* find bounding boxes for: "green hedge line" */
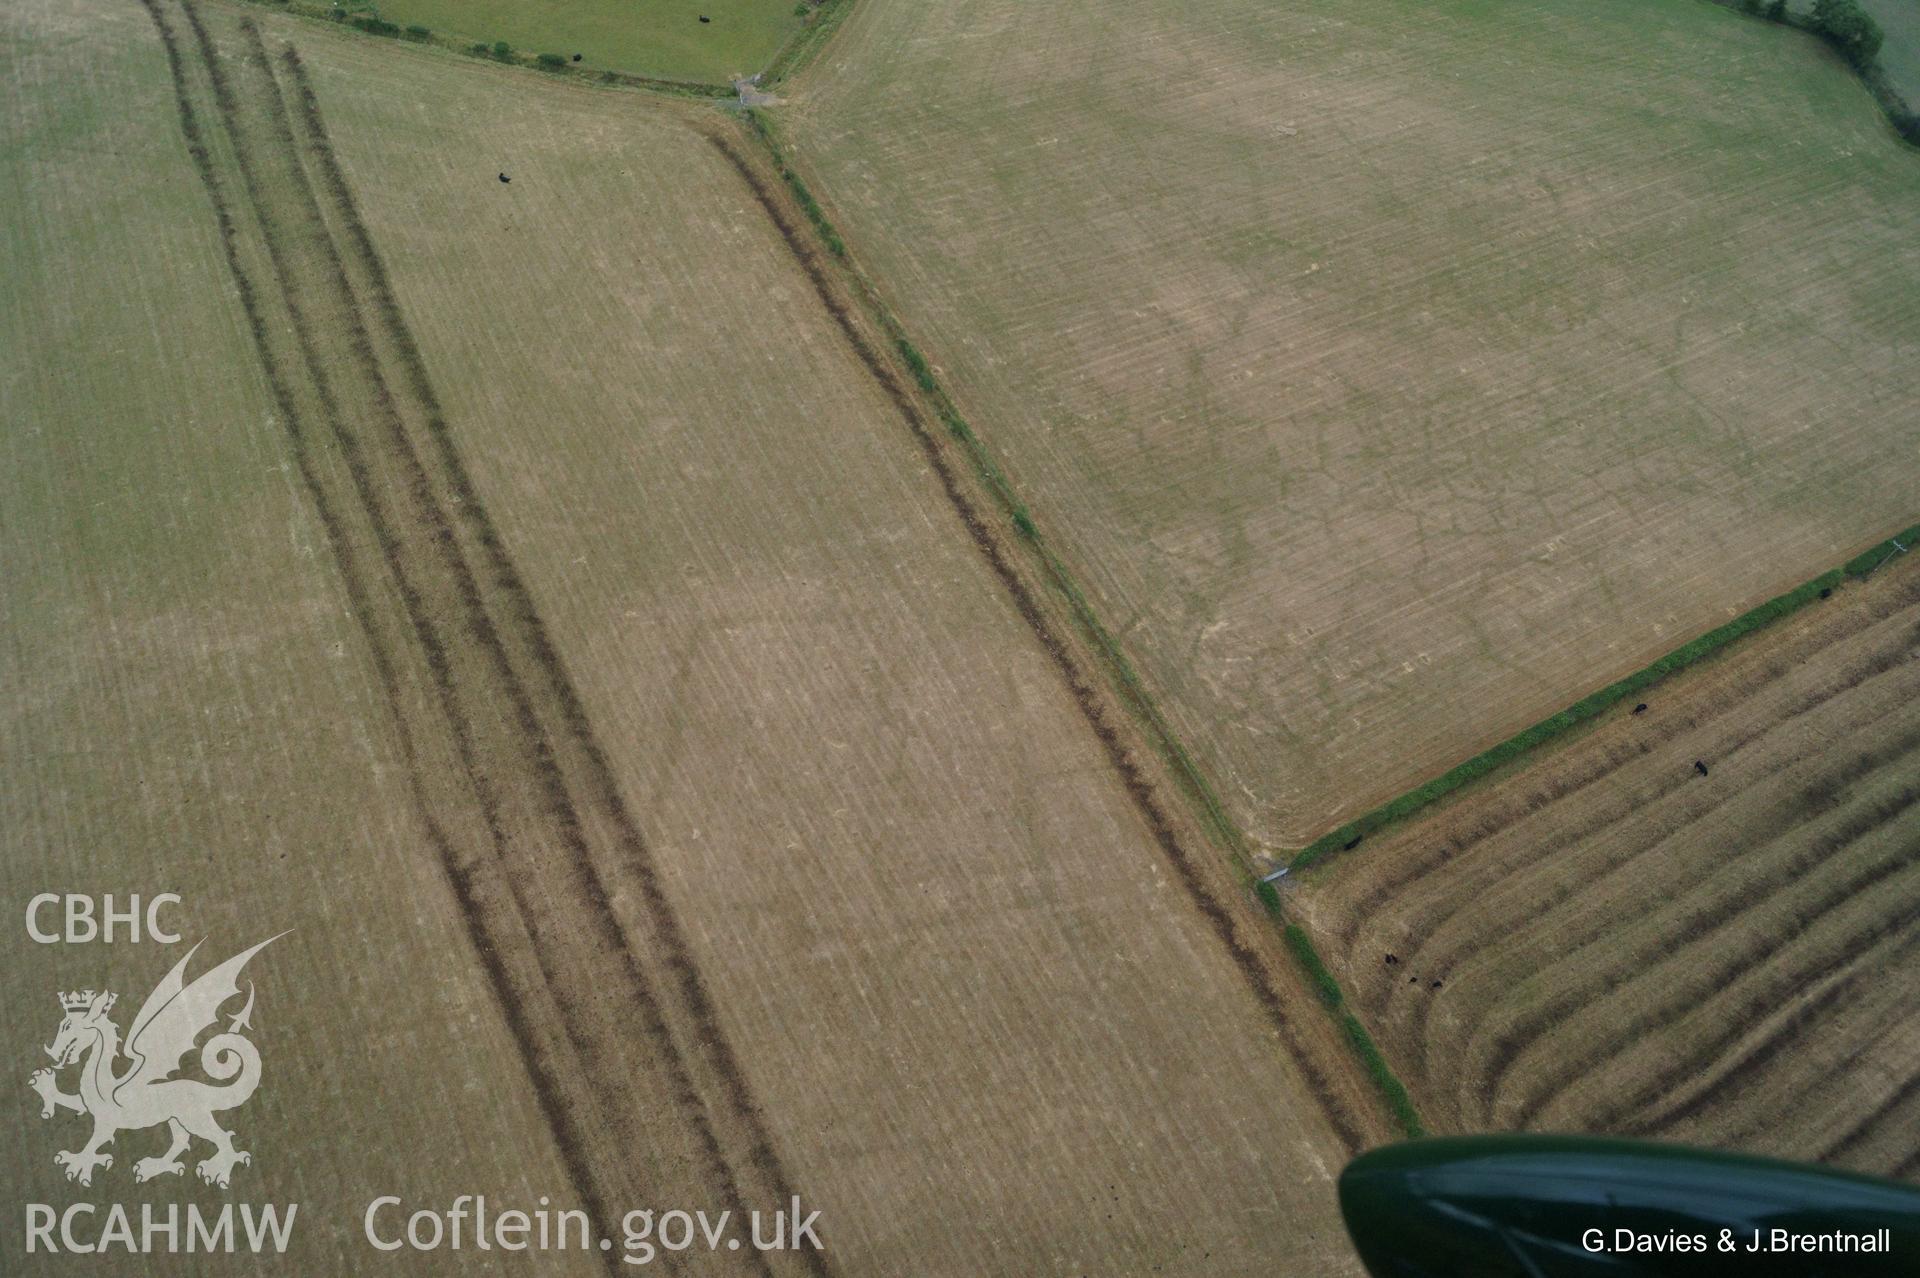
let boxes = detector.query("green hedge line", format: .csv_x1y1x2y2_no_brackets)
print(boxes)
1292,520,1919,870
1276,922,1426,1137
1285,924,1343,1010
762,0,854,87
735,106,1428,1144
1341,1013,1425,1138
741,112,847,257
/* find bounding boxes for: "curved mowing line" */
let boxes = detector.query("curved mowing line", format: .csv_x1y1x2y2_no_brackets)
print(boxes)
1620,927,1920,1139
1814,1030,1920,1166
1484,760,1920,1112
703,128,1377,1154
1574,875,1920,1136
1365,587,1920,976
1494,782,1920,1129
1597,888,1920,1149
1388,633,1920,1067
1332,572,1920,953
1441,706,1920,1093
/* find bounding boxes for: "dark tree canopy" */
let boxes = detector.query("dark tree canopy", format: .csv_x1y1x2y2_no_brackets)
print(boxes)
1812,0,1885,69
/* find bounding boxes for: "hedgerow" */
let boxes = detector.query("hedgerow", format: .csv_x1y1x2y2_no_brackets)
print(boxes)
1285,925,1343,1009
1342,1014,1425,1137
1292,521,1919,870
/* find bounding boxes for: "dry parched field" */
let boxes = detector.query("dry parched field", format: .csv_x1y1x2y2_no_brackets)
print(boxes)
784,0,1920,851
5,0,1385,1271
1294,554,1920,1181
1,0,591,1270
286,16,1385,1268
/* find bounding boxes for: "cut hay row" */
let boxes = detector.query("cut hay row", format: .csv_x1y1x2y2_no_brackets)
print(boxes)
0,0,592,1263
133,3,817,1265
169,9,1384,1270
1294,557,1920,1180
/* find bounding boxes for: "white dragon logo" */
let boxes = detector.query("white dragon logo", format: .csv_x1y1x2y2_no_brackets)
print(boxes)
28,936,280,1188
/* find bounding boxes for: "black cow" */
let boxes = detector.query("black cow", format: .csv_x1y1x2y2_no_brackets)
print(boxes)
1695,760,1710,777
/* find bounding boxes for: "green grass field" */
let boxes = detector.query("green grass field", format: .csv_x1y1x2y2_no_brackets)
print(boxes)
782,0,1920,851
371,0,805,83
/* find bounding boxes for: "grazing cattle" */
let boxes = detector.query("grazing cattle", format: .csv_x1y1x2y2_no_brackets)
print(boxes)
1821,587,1833,599
1695,760,1710,777
1385,953,1398,965
1343,835,1363,852
1430,979,1443,989
699,14,711,21
1632,702,1648,715
1409,976,1418,984
571,53,582,62
498,173,510,183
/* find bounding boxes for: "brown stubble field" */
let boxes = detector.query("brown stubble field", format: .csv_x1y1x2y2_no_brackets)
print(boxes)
1,0,586,1271
781,0,1920,852
1293,552,1920,1180
283,13,1388,1270
7,0,1390,1271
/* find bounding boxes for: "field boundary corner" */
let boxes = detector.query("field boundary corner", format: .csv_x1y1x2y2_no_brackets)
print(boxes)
738,104,1428,1146
1290,520,1920,873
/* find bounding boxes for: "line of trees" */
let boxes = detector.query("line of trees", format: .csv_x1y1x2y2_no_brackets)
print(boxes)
1743,0,1883,68
1737,0,1911,140
1810,0,1884,70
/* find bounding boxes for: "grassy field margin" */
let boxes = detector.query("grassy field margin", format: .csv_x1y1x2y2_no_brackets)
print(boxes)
741,105,1427,1140
762,0,853,88
223,0,735,95
1272,909,1425,1137
1291,522,1920,872
1698,0,1919,142
224,0,856,94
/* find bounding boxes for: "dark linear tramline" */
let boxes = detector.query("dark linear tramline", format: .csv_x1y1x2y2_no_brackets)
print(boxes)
137,0,635,1254
137,4,824,1271
705,132,1375,1154
268,40,823,1252
272,47,817,1205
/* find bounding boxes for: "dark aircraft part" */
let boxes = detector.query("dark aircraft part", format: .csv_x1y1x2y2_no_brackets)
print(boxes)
1340,1134,1920,1277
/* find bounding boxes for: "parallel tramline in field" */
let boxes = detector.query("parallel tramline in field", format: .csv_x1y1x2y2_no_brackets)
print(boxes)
4,0,1384,1271
1294,554,1920,1181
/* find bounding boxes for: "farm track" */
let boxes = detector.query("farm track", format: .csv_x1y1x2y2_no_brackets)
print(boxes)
1297,561,1920,1179
135,2,824,1270
702,130,1379,1154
